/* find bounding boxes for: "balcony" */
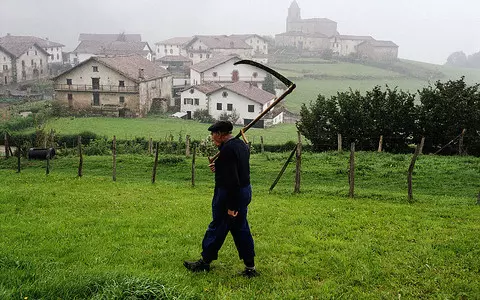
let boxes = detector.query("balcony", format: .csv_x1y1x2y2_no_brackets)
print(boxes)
54,84,139,93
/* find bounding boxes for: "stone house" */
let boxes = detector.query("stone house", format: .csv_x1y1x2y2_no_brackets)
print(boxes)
54,55,172,117
180,81,275,127
0,35,50,85
357,40,399,61
69,33,152,65
190,55,268,87
331,35,375,57
184,35,252,64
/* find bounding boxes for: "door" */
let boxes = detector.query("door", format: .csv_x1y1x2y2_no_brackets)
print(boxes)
93,92,100,106
92,78,100,90
187,111,192,119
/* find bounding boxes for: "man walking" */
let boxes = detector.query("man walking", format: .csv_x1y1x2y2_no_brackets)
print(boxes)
184,121,258,277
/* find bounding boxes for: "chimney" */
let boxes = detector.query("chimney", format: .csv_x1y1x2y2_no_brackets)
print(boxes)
138,68,145,79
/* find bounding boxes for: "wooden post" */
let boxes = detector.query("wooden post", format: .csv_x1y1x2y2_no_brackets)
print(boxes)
408,137,425,202
16,147,21,173
294,131,302,193
459,129,466,155
149,138,153,155
4,132,9,159
191,144,196,187
78,136,83,177
186,135,190,158
337,133,342,152
46,151,50,175
378,135,383,152
260,136,265,154
152,142,159,184
49,129,55,148
270,144,298,191
112,136,116,182
349,142,355,198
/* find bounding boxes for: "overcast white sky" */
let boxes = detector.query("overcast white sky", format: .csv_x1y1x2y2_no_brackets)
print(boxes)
1,0,479,64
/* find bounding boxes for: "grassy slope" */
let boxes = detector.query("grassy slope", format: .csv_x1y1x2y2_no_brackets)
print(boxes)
0,152,479,299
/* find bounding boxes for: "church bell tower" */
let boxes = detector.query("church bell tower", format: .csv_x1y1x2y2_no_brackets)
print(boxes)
287,1,301,32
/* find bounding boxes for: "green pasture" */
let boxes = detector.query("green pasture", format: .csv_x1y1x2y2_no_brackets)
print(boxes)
42,117,302,145
0,151,479,299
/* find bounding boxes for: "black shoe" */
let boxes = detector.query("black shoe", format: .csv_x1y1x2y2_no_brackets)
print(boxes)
240,267,259,278
183,259,210,272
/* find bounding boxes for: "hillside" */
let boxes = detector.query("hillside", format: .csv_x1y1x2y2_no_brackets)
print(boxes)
272,59,480,114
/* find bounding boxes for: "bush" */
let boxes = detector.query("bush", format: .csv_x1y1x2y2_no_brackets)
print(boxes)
193,109,215,123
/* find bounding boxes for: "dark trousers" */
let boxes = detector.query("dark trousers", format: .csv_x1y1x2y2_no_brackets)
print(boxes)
201,185,255,262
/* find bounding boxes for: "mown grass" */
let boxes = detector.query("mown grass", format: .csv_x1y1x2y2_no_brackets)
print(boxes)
41,117,302,145
0,151,479,299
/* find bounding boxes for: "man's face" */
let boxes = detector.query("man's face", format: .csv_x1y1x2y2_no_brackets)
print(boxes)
211,132,223,146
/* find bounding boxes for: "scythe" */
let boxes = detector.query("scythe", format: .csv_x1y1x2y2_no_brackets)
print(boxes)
208,60,296,163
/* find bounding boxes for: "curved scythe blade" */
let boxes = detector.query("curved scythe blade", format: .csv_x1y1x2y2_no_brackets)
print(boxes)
234,59,294,87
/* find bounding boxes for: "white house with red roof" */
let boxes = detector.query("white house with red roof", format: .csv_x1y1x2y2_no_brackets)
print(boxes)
180,81,275,127
189,55,268,87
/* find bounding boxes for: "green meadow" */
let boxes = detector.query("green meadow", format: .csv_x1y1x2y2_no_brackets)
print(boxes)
1,151,479,299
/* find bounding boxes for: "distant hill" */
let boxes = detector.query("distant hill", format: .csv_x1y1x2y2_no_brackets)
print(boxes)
271,59,480,114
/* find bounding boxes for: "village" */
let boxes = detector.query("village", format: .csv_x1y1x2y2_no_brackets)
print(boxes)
0,1,398,127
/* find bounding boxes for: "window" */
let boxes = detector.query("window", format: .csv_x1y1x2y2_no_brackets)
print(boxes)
212,72,217,77
194,98,199,105
119,96,125,103
227,104,233,111
35,50,38,55
66,78,72,85
170,49,173,54
40,59,43,66
248,105,255,112
200,54,203,59
119,80,125,87
217,103,222,110
31,59,34,66
57,53,59,60
184,98,193,105
67,93,73,100
2,65,7,71
206,54,210,58
92,66,98,72
222,91,228,98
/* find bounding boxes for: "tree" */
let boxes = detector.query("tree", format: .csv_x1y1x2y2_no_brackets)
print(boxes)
417,77,480,154
263,73,275,95
467,52,480,68
445,51,468,67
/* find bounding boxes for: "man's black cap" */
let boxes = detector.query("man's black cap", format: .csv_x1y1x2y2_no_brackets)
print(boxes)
208,120,233,133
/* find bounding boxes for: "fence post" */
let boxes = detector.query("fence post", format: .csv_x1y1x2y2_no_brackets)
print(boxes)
78,136,83,177
46,152,50,175
112,136,116,182
152,142,159,184
408,137,425,202
459,129,466,155
260,136,265,154
349,142,355,198
149,138,153,155
378,135,383,152
186,135,191,158
4,132,9,159
191,144,196,187
294,131,302,193
16,146,21,173
337,133,342,152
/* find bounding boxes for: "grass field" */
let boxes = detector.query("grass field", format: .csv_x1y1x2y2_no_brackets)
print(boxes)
1,151,479,299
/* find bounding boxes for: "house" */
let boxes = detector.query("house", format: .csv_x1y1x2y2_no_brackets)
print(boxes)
331,35,375,57
154,37,192,60
0,35,65,65
180,81,275,127
53,55,173,117
189,55,268,87
0,35,50,85
184,35,252,64
286,1,338,37
229,34,269,63
275,31,330,51
69,33,152,65
357,40,399,61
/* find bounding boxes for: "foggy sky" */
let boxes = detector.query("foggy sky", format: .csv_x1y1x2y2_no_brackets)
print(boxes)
1,0,479,65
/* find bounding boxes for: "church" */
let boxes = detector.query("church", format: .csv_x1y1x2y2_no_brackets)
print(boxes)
275,1,399,61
